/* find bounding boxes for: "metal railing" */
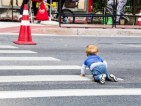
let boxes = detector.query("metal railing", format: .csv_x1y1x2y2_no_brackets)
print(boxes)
58,0,141,29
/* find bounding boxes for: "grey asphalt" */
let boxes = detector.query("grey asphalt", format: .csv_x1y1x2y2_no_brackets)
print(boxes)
0,35,141,106
0,5,141,105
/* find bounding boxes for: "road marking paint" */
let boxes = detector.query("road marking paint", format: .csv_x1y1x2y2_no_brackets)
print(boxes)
0,88,140,99
0,75,123,82
0,65,81,70
0,57,60,61
117,78,124,81
121,44,141,48
0,45,18,48
0,75,91,82
126,45,141,47
0,50,37,53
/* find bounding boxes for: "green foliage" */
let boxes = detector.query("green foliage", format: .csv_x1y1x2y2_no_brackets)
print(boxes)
93,0,106,12
92,0,141,14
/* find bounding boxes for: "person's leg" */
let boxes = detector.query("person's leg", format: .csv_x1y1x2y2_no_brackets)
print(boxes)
116,0,127,23
106,0,114,14
32,2,38,16
92,65,118,82
56,0,66,21
20,0,29,15
58,0,66,12
91,64,107,83
47,0,50,12
47,0,50,4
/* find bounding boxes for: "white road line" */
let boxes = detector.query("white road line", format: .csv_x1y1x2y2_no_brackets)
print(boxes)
117,78,124,81
0,65,81,70
0,50,37,53
123,44,141,48
0,88,140,99
0,57,60,61
0,45,18,48
0,75,92,82
0,75,123,82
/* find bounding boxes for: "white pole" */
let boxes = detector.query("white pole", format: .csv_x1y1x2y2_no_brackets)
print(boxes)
29,0,33,22
49,0,52,21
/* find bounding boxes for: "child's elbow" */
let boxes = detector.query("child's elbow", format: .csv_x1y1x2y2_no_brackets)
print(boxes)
103,60,108,68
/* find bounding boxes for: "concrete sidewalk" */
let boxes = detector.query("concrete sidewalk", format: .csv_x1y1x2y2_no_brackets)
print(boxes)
0,21,141,36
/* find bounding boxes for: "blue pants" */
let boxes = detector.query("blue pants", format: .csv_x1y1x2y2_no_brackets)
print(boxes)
91,64,110,81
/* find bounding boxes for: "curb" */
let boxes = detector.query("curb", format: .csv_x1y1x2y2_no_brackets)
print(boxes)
0,28,141,37
32,28,141,36
0,22,141,37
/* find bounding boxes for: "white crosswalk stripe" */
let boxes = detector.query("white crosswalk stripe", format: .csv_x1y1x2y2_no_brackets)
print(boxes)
0,50,37,53
0,65,81,70
0,57,60,61
0,45,18,48
0,75,92,82
0,88,141,99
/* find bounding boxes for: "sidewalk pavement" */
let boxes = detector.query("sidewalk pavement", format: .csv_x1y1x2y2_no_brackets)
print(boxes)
0,21,141,37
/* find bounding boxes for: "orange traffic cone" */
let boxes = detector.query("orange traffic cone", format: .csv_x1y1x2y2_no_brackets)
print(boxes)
137,10,141,25
36,2,49,21
14,4,36,45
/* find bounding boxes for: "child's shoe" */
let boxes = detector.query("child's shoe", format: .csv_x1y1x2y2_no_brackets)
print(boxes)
99,74,106,84
63,17,69,24
109,74,118,82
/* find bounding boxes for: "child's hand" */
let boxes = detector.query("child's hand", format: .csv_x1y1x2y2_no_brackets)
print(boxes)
80,74,85,77
91,77,94,81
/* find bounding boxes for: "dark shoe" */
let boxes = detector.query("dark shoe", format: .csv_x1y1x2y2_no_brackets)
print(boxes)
63,17,69,24
124,18,129,24
121,16,129,25
109,74,118,82
99,74,106,84
115,21,119,25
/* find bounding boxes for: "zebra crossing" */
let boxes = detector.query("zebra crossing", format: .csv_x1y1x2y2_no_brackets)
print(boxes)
0,44,93,99
0,44,87,81
0,44,140,100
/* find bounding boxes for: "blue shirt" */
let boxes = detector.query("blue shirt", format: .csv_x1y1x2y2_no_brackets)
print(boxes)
83,55,104,69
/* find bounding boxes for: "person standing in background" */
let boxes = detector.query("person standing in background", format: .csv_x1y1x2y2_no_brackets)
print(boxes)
19,0,38,20
46,0,67,22
46,0,66,15
116,0,129,24
106,0,129,24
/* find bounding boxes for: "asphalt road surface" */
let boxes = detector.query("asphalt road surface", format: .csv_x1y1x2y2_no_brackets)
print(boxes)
0,35,140,106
